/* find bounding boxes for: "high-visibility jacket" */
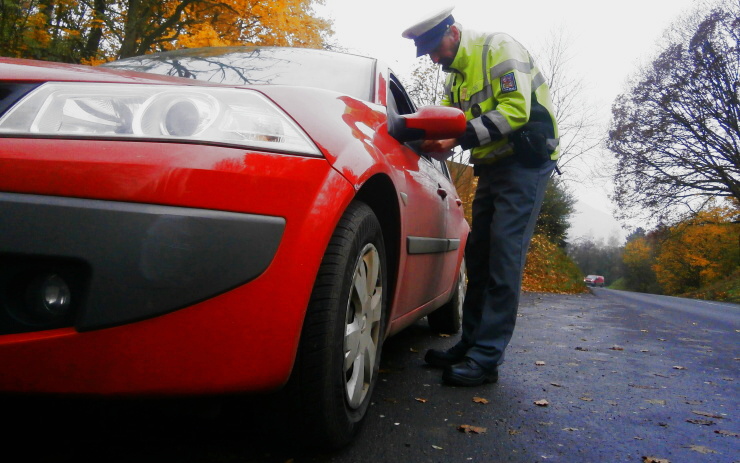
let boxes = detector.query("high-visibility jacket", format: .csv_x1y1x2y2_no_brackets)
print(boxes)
442,28,559,164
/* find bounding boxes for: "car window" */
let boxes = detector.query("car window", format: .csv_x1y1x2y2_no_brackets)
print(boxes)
103,47,376,102
387,74,452,181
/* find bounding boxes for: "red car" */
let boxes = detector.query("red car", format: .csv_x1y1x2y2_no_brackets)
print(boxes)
0,47,469,447
584,275,605,287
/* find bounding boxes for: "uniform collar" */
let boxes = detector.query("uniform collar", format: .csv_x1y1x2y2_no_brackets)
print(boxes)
447,27,473,73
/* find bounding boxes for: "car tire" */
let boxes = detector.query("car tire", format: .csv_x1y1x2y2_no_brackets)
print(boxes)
427,256,466,334
292,201,387,449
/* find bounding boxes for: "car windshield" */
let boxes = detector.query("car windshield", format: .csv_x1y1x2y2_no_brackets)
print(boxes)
103,47,376,102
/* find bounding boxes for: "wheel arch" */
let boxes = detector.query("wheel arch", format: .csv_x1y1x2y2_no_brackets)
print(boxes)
354,173,401,328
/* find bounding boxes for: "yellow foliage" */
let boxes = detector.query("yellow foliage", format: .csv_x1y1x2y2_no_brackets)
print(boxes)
653,204,739,295
522,234,588,294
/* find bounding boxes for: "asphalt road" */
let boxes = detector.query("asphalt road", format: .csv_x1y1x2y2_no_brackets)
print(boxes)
7,289,739,463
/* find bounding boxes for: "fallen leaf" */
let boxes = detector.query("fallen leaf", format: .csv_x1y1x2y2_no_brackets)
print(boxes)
692,411,724,419
653,373,670,378
538,421,553,426
535,361,546,366
415,398,428,403
642,457,670,463
684,400,702,405
439,334,450,337
607,401,618,406
686,419,715,426
688,445,717,454
640,329,649,332
431,445,443,450
409,348,419,353
534,399,549,407
658,338,667,341
575,347,589,351
458,424,487,434
658,422,669,427
550,383,563,387
562,427,578,432
714,430,739,437
508,429,521,435
673,365,686,370
646,399,666,405
634,436,644,440
472,397,489,404
579,397,593,402
641,349,650,352
610,345,624,351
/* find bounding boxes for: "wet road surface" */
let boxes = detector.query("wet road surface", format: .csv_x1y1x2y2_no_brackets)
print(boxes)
7,290,739,462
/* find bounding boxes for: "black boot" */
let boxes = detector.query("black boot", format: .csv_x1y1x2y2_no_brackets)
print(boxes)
442,357,498,386
424,343,469,368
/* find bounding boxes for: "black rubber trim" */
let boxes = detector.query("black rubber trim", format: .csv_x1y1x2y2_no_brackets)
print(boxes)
406,237,460,254
0,193,285,330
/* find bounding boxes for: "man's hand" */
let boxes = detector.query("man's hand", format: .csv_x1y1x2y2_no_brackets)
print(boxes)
420,138,458,160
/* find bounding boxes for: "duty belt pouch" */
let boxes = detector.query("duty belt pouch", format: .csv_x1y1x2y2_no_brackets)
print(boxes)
511,122,553,168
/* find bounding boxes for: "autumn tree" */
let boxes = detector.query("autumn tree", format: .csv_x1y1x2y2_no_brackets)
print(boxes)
621,234,662,294
0,0,332,64
608,0,740,223
653,202,739,295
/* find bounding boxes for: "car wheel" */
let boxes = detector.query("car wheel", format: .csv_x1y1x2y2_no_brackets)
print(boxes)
292,201,386,449
427,256,466,334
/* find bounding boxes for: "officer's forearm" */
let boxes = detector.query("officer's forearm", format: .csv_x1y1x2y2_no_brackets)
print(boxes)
459,116,503,149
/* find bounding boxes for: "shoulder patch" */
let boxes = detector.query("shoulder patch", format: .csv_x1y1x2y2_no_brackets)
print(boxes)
500,72,517,93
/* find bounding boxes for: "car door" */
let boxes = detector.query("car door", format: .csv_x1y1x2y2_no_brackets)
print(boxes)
383,75,454,315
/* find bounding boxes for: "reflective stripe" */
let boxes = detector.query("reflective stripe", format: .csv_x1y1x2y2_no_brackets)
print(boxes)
532,72,546,90
546,137,560,151
482,34,497,87
483,110,512,135
461,85,492,112
470,117,491,145
489,59,533,80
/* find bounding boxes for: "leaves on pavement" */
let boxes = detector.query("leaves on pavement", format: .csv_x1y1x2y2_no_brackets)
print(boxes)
688,445,717,454
535,361,546,366
645,399,666,405
686,418,715,426
692,411,724,419
472,397,489,404
458,424,487,434
642,457,670,463
714,430,739,437
672,365,686,370
414,398,427,403
610,345,624,351
534,399,549,407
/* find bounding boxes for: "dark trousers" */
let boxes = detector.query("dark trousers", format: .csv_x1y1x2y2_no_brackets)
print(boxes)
461,159,555,369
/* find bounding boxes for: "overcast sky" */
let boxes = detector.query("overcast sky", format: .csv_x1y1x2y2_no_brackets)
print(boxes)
317,0,699,243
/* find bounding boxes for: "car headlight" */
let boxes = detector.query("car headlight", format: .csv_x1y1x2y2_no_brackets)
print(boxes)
0,82,320,156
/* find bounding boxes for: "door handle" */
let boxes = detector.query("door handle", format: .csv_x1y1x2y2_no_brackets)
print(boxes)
437,187,448,199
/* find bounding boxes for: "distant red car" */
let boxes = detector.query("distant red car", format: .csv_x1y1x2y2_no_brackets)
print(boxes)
0,47,469,447
584,275,605,287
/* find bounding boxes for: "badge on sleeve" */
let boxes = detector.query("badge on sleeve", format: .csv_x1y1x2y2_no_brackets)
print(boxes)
500,72,517,93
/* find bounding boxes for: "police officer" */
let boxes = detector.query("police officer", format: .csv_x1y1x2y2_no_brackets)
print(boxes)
402,7,559,386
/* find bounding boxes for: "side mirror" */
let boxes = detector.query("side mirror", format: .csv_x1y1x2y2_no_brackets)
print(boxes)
388,106,466,142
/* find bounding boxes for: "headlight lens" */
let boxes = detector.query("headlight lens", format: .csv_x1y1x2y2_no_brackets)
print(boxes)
0,82,320,155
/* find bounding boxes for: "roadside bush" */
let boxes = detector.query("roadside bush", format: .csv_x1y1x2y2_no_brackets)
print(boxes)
523,234,588,294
